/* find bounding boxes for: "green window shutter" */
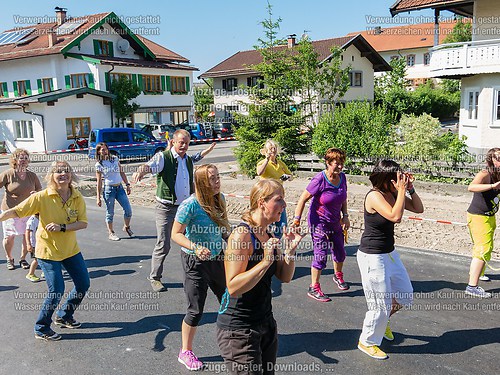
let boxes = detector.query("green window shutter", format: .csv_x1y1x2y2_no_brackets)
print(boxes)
49,78,54,91
65,75,71,89
93,40,100,55
13,81,18,97
2,82,8,97
185,76,190,93
108,41,114,57
104,72,110,91
87,74,95,89
131,74,138,87
166,76,171,92
37,79,42,94
26,80,31,95
138,74,143,91
161,76,166,91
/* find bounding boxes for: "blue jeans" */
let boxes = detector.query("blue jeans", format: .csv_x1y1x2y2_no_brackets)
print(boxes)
103,184,132,223
35,252,90,335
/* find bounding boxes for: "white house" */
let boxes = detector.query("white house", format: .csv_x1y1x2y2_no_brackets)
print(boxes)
199,34,390,120
391,0,500,154
348,21,458,89
0,8,197,153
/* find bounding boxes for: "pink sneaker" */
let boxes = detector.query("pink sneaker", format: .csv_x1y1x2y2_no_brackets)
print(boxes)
178,349,204,371
333,271,349,291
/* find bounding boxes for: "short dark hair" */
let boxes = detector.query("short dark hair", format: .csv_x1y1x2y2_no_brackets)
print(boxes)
369,159,402,192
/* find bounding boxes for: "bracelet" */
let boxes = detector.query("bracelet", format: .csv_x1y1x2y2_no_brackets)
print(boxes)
342,212,349,218
125,183,131,186
408,187,416,195
293,215,301,220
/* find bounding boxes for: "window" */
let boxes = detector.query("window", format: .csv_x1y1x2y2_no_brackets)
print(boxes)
132,132,152,143
222,78,237,92
423,53,431,66
0,82,7,97
349,71,362,87
66,117,91,139
71,74,89,88
148,112,161,124
466,90,480,120
110,73,132,82
143,75,162,93
40,78,53,93
170,110,188,125
14,120,33,139
247,76,263,88
171,76,187,93
94,40,113,57
14,80,31,96
406,54,416,67
496,90,500,121
390,55,400,61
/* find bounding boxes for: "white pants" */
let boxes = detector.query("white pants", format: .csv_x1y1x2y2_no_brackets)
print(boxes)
357,250,413,346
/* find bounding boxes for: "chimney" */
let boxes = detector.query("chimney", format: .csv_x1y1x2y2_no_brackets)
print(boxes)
374,26,383,35
287,34,296,48
55,7,67,26
48,28,57,48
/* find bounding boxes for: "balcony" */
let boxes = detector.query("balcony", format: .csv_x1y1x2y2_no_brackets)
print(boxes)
429,38,500,78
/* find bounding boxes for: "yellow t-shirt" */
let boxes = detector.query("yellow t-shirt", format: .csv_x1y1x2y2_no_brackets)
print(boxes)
15,187,87,261
257,158,292,183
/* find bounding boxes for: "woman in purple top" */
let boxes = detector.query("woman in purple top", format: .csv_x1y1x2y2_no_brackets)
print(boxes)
293,148,350,302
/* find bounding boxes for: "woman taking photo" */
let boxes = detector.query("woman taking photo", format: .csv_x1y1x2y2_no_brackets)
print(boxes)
0,148,42,270
293,148,350,302
464,147,500,298
95,142,133,241
0,161,90,341
217,179,304,374
357,160,423,360
171,164,230,371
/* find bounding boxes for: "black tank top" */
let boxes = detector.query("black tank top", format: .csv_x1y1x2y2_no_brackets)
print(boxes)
217,222,277,329
358,190,395,254
467,174,500,216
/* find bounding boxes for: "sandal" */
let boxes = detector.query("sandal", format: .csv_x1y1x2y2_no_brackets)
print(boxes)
123,226,134,237
19,259,30,269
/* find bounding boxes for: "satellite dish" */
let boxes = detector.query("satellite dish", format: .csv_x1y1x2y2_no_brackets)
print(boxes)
117,39,130,54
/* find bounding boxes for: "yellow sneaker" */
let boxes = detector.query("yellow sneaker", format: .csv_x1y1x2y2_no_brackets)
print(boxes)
358,341,388,360
384,321,394,341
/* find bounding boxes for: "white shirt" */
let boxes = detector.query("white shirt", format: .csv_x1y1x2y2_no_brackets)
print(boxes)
95,157,123,186
146,149,191,205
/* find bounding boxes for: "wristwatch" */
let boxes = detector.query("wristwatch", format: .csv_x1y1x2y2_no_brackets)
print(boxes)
60,224,66,232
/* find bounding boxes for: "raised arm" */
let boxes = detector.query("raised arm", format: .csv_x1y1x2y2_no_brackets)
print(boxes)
468,170,500,193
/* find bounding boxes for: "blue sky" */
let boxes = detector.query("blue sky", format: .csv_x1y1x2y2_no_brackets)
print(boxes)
0,0,441,81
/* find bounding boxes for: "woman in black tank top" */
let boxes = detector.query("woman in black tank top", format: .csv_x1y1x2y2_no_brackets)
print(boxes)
357,160,423,360
216,179,304,374
464,147,500,299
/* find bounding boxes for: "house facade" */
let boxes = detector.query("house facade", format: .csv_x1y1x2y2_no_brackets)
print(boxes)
0,8,197,153
391,0,500,154
348,22,458,89
199,35,390,120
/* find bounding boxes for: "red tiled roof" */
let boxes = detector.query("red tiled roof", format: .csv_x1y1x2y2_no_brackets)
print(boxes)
347,21,459,52
200,35,389,79
390,0,474,16
0,11,194,68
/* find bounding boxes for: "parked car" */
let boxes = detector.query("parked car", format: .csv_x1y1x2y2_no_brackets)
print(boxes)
212,122,234,138
189,122,213,140
88,128,166,160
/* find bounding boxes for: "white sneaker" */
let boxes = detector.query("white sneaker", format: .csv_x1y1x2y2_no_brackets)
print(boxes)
479,275,490,282
108,232,120,241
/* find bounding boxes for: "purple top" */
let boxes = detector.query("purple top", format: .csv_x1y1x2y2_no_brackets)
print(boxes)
306,171,347,230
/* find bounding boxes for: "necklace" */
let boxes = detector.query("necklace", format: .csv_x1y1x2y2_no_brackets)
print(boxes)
57,190,72,222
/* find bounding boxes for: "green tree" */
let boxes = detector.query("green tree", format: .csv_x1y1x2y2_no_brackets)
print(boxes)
111,75,141,126
443,18,472,44
396,113,441,159
194,79,214,121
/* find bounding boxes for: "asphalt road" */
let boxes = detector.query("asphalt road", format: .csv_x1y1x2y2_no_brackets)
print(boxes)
0,195,499,375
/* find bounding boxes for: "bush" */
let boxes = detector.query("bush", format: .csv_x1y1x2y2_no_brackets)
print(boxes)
312,101,397,159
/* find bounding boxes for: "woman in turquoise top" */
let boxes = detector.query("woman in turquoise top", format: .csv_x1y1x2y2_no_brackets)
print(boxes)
171,164,230,371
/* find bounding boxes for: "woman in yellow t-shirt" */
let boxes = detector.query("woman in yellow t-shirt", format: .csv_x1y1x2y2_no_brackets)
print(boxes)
256,139,292,238
0,161,89,341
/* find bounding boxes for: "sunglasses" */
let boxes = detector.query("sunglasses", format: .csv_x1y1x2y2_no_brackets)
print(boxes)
492,154,500,162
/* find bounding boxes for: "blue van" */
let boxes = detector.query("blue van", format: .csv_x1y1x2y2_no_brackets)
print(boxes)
88,128,167,160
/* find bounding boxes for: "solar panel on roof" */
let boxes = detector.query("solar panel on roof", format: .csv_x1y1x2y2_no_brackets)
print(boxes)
0,28,35,46
56,19,87,35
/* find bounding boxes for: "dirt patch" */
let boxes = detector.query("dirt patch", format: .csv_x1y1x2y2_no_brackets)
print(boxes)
78,172,499,261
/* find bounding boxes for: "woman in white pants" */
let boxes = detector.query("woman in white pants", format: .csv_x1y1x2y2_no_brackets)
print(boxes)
357,159,423,360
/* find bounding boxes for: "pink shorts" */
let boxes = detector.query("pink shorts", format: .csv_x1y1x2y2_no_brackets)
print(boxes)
1,214,29,238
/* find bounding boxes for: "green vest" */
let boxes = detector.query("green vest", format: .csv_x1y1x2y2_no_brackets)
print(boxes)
156,150,194,203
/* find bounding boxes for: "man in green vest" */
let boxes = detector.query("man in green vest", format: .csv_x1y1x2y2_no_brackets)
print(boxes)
132,129,194,292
